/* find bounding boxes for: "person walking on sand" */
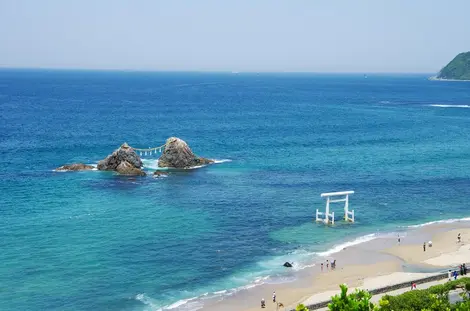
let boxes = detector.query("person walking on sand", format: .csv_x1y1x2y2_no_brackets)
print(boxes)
458,233,461,243
398,234,401,245
272,291,276,303
326,260,329,270
321,263,323,271
261,298,265,308
423,242,426,252
448,270,452,281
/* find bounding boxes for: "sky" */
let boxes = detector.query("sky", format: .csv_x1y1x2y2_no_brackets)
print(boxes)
0,0,469,73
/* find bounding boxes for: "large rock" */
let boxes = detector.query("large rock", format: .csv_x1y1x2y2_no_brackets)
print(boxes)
158,137,214,168
116,161,146,176
56,163,95,171
97,143,146,176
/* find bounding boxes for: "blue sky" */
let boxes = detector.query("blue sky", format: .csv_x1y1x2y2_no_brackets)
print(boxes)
0,0,469,72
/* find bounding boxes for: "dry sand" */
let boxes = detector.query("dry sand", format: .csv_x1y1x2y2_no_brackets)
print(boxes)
385,228,470,266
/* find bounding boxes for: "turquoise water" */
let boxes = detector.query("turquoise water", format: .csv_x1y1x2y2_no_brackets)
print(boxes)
1,70,470,310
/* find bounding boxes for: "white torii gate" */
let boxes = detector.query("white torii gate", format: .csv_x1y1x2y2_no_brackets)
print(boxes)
315,190,355,224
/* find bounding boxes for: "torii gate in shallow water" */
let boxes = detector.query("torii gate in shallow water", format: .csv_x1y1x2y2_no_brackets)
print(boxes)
315,190,355,225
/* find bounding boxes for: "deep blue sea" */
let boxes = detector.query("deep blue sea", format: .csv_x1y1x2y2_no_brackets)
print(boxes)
1,70,470,311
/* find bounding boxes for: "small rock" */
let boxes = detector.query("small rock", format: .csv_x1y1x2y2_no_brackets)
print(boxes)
56,163,95,171
283,262,293,268
153,171,169,177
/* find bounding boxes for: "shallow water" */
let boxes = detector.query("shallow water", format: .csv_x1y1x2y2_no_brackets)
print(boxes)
1,70,470,310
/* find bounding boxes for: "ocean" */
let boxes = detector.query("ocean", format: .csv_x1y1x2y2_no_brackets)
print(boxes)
1,69,470,311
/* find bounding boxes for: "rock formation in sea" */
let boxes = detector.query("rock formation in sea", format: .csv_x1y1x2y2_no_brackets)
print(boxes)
55,163,95,171
157,137,214,168
97,143,146,176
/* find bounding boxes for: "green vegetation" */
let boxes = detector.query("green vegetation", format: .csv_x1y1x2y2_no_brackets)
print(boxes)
328,284,377,311
296,278,470,311
437,52,470,80
295,304,309,311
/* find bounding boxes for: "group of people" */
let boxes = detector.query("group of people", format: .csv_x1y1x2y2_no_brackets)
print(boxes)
321,259,336,271
447,264,467,281
260,291,276,308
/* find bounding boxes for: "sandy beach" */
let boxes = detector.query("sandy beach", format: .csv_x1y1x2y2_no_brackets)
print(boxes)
201,221,470,311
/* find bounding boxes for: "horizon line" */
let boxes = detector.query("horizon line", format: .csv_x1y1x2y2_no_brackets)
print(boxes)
0,66,435,75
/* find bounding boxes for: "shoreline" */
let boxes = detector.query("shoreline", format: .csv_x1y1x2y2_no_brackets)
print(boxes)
160,217,470,311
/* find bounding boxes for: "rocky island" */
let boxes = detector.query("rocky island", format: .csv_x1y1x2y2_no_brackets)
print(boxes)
55,163,95,172
56,137,215,175
433,52,470,81
97,142,146,176
157,137,214,169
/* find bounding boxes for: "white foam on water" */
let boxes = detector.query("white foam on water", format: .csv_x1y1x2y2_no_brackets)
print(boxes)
135,293,163,311
213,159,232,164
429,104,470,108
142,159,160,170
141,158,231,171
406,217,470,228
316,233,377,257
166,296,199,310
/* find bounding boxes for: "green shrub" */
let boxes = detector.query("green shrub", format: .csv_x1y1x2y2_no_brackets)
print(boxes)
295,304,309,311
328,284,377,311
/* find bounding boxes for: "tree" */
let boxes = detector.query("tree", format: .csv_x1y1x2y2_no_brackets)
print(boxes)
328,284,377,311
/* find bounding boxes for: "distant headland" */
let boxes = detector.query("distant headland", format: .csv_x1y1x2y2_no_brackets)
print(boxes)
430,51,470,81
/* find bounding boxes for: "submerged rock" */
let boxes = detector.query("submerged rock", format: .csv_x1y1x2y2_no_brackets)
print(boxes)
97,143,146,176
158,137,214,169
56,163,95,171
153,171,169,177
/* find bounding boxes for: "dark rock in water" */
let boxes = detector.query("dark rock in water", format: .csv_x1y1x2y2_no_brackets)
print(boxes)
56,163,95,171
153,171,169,177
158,137,214,169
283,262,293,268
97,143,145,176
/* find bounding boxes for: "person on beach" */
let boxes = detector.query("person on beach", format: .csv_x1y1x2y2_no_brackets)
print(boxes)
331,259,336,270
321,263,323,271
326,260,329,269
398,234,401,244
272,291,276,303
428,240,432,248
454,270,458,280
458,233,461,243
261,298,265,308
423,242,426,252
464,263,467,275
448,270,452,281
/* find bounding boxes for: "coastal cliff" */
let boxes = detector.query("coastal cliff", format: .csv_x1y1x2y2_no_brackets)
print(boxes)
435,52,470,80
